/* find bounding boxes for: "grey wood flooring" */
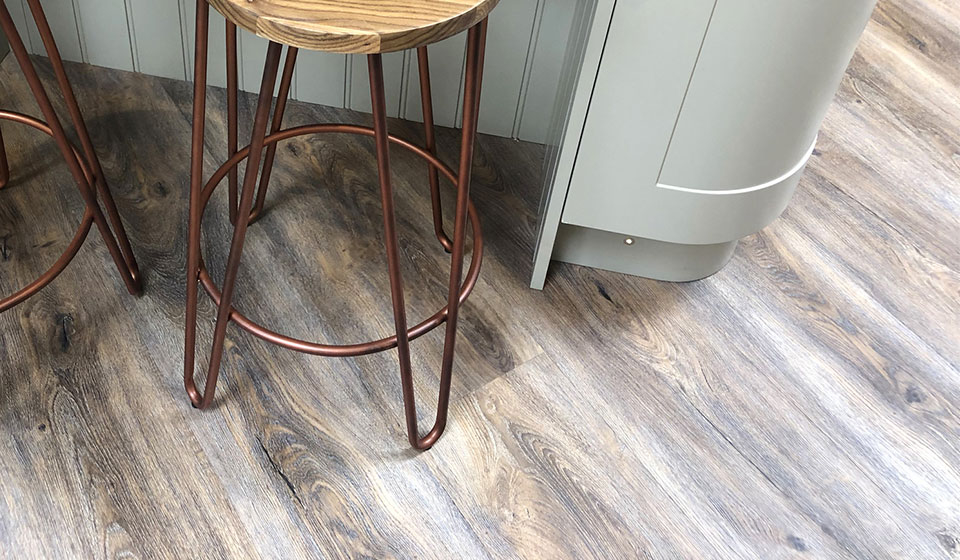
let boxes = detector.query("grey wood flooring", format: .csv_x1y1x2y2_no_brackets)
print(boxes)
1,1,958,557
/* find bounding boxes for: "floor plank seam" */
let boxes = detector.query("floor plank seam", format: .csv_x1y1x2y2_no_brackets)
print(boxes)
681,391,859,558
257,435,304,507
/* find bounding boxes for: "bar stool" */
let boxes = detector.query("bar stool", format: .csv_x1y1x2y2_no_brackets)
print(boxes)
185,0,498,450
0,2,141,313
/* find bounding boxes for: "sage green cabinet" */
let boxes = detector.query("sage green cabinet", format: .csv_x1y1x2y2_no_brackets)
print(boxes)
533,0,877,288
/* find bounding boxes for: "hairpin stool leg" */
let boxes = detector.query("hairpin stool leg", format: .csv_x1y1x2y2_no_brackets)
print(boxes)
184,0,283,409
369,20,487,450
0,1,141,295
225,23,298,226
417,46,453,252
249,46,298,223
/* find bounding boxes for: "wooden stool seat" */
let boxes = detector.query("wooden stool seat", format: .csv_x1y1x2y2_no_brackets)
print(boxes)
208,0,499,53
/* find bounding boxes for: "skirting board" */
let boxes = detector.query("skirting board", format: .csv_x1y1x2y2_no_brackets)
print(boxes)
552,224,738,283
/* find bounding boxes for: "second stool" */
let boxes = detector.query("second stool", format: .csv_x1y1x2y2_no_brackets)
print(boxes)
0,1,141,313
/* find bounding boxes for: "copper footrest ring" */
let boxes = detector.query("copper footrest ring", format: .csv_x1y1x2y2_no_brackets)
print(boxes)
193,123,483,358
0,110,99,312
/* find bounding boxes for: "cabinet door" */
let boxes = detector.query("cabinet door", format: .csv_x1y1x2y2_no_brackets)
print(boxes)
561,0,716,233
658,0,877,191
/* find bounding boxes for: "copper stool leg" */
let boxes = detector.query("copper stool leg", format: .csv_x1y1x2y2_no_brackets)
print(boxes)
196,42,281,408
225,21,297,226
184,0,212,406
185,0,284,408
417,46,454,253
369,20,487,450
0,1,141,308
27,0,141,294
249,46,298,223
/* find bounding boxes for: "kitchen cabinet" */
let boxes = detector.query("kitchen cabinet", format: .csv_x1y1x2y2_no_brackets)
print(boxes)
532,0,878,288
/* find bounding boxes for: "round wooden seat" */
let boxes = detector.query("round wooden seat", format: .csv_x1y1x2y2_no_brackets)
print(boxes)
208,0,499,53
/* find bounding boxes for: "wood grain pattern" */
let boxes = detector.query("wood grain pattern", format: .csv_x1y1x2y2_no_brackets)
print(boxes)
207,0,500,53
1,0,959,556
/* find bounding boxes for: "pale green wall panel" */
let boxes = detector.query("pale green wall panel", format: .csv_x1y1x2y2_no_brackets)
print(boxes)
659,0,878,190
562,0,718,233
236,29,294,100
181,0,226,88
2,0,31,53
402,33,466,128
474,0,539,137
295,50,346,108
349,51,405,118
128,0,184,80
10,0,572,142
239,29,266,93
74,0,134,70
24,0,83,61
517,0,579,143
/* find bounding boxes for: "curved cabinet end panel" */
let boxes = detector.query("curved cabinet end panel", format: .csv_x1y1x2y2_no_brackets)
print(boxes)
564,139,812,245
649,143,811,245
658,0,878,191
561,0,875,247
534,0,876,286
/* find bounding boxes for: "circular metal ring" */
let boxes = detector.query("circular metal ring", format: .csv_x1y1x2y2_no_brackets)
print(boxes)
0,111,97,312
196,124,483,357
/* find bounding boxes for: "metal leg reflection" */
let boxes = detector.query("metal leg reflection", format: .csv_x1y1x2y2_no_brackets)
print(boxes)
0,125,9,189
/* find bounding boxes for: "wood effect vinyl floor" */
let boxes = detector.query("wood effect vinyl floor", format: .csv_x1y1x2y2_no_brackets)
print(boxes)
0,2,958,558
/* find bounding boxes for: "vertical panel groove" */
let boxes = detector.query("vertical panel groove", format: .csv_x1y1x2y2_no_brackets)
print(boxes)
72,0,89,62
400,49,412,120
343,54,351,108
291,64,298,100
70,0,86,61
177,0,189,80
21,0,567,141
15,0,34,53
124,0,140,72
654,0,718,184
237,29,245,91
550,0,617,262
512,0,545,139
397,50,409,116
514,0,545,137
457,43,467,126
454,41,467,127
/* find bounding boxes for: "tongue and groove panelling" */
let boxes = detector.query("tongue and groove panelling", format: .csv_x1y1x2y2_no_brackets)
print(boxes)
1,0,577,143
